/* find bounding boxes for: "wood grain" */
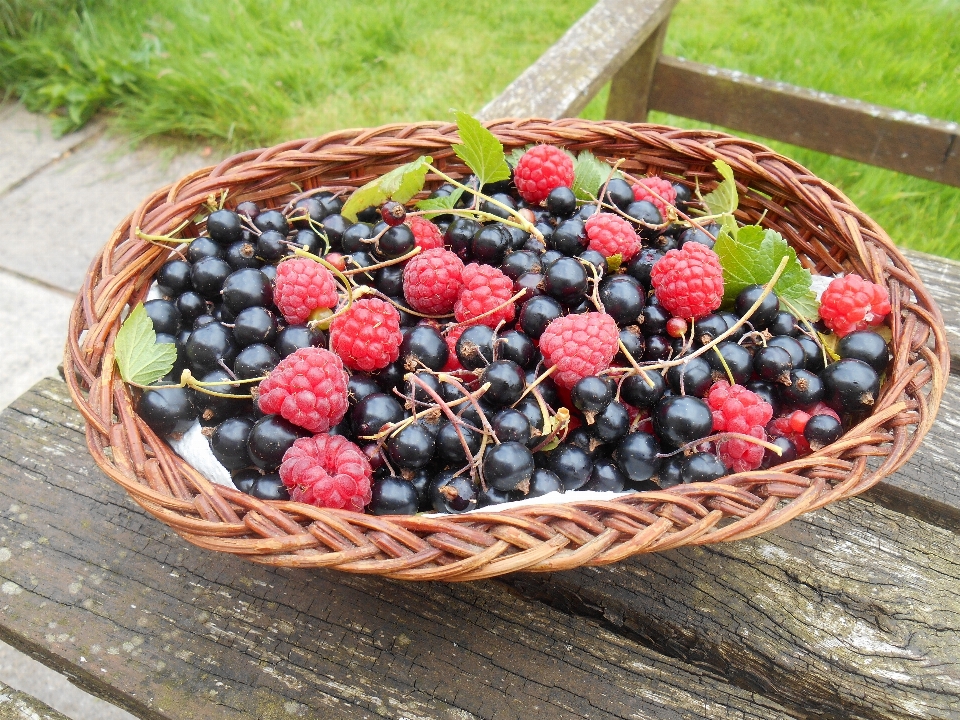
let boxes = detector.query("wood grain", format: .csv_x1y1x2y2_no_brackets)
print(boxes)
477,0,677,121
0,380,796,720
647,57,960,187
0,681,71,720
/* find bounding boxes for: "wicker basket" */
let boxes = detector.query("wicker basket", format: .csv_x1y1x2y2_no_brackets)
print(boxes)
64,119,948,581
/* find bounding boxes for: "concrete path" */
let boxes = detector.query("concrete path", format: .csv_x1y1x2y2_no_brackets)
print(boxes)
0,101,215,718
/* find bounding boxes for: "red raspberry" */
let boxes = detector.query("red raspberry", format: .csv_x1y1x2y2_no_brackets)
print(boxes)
274,258,339,325
585,212,641,261
407,216,444,251
539,312,619,388
514,145,575,205
280,433,372,511
454,263,516,328
768,402,840,456
257,347,348,433
650,243,724,319
329,298,401,372
632,176,677,218
819,274,891,337
403,248,464,314
707,381,773,472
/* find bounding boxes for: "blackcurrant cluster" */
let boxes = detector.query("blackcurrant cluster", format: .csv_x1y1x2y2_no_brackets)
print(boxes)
135,159,890,517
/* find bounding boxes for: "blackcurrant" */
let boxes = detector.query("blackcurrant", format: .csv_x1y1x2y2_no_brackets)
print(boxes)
547,444,593,491
478,486,514,508
247,415,306,471
211,416,256,471
620,371,666,409
768,336,806,368
274,324,324,358
436,423,482,464
176,292,209,325
138,386,196,436
456,325,495,370
572,376,614,415
754,345,794,384
483,441,535,492
368,476,418,515
387,422,436,469
543,256,588,306
207,209,244,245
187,236,225,264
526,468,562,498
666,357,713,397
681,452,726,483
253,209,288,236
603,178,635,211
480,193,516,221
233,306,277,347
320,214,348,246
480,360,526,407
551,219,588,256
694,314,728,346
342,222,375,254
221,268,272,315
191,257,233,300
156,260,192,297
347,373,381,406
186,322,237,371
491,408,531,445
761,436,797,469
616,327,645,366
804,413,843,450
234,343,279,380
600,276,644,327
639,303,669,336
706,341,753,385
546,186,578,217
613,432,660,483
378,224,416,259
502,250,541,281
351,393,404,439
590,401,630,443
249,473,290,501
820,358,880,415
375,264,405,297
143,299,182,336
837,331,890,375
495,330,535,369
797,335,826,372
777,369,824,411
745,380,778,412
583,459,627,492
625,247,663,290
644,334,672,361
678,226,715,250
519,295,563,338
735,285,779,328
445,217,481,261
429,472,477,514
399,325,448,371
654,395,713,447
769,312,799,337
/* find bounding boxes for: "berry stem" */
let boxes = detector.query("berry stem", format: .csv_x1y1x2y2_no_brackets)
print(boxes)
621,170,717,240
135,220,191,245
406,373,478,474
616,338,656,388
529,407,571,453
436,373,499,444
513,364,558,405
712,345,737,386
657,432,784,459
780,296,830,368
340,246,422,276
425,164,545,244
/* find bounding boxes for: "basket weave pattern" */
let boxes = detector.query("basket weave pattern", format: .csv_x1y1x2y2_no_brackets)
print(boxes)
64,119,948,581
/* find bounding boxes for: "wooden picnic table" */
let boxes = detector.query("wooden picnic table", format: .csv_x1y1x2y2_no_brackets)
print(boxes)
0,249,956,720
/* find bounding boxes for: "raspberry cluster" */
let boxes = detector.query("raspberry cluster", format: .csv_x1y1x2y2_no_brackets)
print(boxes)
136,141,891,517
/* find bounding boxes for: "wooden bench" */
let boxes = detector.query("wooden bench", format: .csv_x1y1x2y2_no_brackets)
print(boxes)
0,2,957,717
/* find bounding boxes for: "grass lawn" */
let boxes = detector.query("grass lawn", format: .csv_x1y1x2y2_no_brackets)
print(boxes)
2,0,958,257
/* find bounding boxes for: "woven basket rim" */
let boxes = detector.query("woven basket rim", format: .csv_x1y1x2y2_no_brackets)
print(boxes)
63,118,949,581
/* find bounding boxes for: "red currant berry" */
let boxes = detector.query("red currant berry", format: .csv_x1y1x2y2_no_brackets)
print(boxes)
788,410,811,434
666,317,688,338
324,252,346,271
380,201,406,227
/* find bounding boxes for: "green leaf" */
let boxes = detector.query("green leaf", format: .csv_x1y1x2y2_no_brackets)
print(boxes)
415,186,465,217
606,254,623,274
714,225,820,321
115,303,178,385
818,332,841,361
698,159,739,217
508,146,532,166
452,111,510,188
341,155,433,221
572,150,620,202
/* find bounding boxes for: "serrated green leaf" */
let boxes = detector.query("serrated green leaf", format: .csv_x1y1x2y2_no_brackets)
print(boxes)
115,303,177,385
572,150,620,202
508,146,530,166
714,225,820,321
415,186,465,217
452,111,510,188
699,159,738,217
341,155,433,221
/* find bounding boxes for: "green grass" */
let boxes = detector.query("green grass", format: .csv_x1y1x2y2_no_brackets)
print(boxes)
580,0,960,258
2,0,958,257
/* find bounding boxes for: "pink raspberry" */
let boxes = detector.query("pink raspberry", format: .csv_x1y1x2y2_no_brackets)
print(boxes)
707,381,773,472
407,216,445,251
514,145,575,205
280,434,372,511
585,212,641,261
403,248,464,314
257,347,348,433
819,274,891,337
329,298,401,372
650,243,724,319
631,176,677,218
454,263,516,328
273,258,339,325
539,312,619,388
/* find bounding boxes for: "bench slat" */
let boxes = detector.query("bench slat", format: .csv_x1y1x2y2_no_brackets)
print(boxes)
0,380,796,720
477,0,677,121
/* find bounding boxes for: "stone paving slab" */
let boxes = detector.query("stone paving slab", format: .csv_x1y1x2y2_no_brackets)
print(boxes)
0,133,212,294
0,103,103,197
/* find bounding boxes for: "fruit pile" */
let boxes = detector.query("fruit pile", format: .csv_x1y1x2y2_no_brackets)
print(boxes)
123,114,893,517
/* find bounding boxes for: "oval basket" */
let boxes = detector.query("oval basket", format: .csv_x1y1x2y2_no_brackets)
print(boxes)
64,119,949,581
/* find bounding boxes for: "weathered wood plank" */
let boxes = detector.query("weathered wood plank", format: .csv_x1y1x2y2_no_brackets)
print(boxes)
647,56,960,187
0,681,72,720
604,18,672,123
0,380,796,720
477,0,677,121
